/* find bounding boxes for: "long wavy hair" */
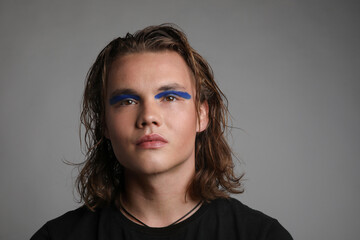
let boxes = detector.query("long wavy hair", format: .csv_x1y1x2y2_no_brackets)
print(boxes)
77,24,243,211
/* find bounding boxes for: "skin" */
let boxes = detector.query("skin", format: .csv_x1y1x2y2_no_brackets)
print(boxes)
105,51,208,227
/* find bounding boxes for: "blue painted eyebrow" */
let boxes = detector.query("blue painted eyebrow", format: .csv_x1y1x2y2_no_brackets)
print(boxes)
154,90,191,99
109,94,140,105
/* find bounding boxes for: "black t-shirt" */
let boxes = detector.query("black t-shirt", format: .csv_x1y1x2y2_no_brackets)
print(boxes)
31,198,292,240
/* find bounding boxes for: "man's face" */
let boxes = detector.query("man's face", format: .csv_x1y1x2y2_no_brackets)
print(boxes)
105,51,208,176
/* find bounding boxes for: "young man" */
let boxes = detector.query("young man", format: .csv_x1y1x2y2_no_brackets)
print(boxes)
31,24,292,239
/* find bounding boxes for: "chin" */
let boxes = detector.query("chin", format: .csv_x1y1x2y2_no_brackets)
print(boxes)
138,161,175,175
132,159,185,176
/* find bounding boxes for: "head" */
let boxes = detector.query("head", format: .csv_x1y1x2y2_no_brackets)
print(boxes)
78,24,243,210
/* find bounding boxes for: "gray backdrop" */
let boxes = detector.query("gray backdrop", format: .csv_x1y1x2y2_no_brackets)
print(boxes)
1,0,359,239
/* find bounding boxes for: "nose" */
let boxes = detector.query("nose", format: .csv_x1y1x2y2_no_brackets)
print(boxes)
136,100,162,128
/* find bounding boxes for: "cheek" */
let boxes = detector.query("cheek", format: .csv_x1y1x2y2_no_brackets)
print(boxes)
106,111,134,139
166,105,198,133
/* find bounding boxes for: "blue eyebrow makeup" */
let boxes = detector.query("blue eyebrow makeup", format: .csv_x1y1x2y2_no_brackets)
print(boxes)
109,94,140,105
154,90,191,100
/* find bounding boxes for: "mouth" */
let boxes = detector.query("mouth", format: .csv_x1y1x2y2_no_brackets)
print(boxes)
135,133,168,149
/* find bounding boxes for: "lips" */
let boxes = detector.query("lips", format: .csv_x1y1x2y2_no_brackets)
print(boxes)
135,133,168,149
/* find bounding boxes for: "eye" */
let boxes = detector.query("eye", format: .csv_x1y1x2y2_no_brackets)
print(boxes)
120,99,137,105
109,94,140,106
163,95,177,102
154,90,191,102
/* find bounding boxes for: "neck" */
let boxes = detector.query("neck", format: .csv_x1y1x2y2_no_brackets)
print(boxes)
118,159,200,227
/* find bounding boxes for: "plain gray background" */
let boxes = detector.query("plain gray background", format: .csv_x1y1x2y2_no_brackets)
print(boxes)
1,0,359,239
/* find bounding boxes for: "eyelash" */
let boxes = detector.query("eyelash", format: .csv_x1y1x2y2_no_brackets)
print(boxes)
112,93,181,106
162,94,178,102
119,98,138,105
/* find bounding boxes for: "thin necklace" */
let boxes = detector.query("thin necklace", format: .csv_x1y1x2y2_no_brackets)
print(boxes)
119,200,203,227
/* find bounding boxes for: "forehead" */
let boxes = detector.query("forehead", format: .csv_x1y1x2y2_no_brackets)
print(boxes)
107,51,195,93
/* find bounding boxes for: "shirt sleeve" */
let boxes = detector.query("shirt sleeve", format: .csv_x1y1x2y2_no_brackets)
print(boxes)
30,224,50,240
265,220,293,240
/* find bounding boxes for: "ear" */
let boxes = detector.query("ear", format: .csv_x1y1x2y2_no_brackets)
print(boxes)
197,101,209,132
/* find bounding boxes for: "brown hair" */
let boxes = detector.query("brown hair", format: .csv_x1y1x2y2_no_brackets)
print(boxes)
78,24,243,211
